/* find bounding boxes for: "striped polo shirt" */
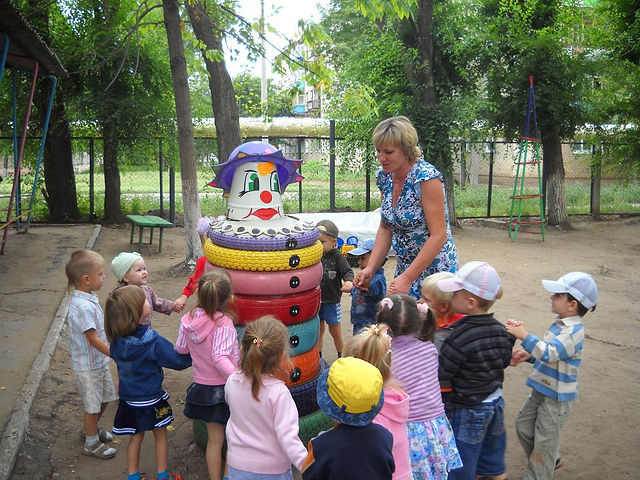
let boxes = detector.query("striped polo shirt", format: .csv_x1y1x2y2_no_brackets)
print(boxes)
66,290,109,371
521,315,584,402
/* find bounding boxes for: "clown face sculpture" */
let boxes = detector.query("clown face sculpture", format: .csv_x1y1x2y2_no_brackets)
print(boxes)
227,160,284,221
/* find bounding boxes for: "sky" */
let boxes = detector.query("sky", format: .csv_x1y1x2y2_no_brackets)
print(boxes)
224,0,330,80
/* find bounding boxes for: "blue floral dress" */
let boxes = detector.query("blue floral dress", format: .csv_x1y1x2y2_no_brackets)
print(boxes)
376,159,458,298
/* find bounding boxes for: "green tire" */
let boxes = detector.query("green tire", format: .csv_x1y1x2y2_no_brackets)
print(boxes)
298,409,333,447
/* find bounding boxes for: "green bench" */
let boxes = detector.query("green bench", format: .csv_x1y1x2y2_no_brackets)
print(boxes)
126,214,173,253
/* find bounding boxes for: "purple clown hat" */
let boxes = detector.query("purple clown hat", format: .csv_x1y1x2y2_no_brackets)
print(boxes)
207,141,304,194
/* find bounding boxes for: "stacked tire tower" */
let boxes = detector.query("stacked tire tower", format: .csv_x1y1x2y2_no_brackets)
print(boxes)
193,141,333,450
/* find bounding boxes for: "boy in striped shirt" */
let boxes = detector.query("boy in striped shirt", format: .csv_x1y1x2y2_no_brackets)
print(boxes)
507,272,598,480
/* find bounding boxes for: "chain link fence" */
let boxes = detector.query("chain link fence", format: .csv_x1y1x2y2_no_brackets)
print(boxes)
1,134,638,223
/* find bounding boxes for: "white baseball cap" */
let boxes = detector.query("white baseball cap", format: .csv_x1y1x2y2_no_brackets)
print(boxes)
437,261,502,301
542,272,598,309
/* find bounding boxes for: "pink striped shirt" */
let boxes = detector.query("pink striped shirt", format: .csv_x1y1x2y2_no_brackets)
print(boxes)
390,335,444,422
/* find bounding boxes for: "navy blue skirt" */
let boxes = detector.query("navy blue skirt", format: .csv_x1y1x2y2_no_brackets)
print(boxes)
112,392,174,435
183,383,230,425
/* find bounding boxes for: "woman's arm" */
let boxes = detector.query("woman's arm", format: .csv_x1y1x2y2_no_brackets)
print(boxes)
388,178,447,295
353,221,392,290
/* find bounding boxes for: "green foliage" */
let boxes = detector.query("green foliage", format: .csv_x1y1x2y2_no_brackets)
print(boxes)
231,73,299,118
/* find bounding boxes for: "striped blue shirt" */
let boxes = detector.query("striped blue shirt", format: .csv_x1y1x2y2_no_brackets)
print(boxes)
66,290,109,371
521,315,584,402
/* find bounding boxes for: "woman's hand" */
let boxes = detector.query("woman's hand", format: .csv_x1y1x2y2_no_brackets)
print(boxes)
387,273,412,295
354,268,373,291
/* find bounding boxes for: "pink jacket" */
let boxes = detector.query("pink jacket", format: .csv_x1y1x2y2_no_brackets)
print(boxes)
176,309,239,385
225,372,308,474
373,387,411,480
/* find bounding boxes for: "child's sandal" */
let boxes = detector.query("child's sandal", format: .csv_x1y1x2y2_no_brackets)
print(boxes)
81,441,117,459
79,428,113,443
555,457,564,470
154,474,183,480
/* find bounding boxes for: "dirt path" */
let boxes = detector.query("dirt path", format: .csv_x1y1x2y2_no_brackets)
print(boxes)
3,217,640,479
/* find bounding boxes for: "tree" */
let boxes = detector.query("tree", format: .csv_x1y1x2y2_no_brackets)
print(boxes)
185,1,241,165
233,73,297,118
162,0,202,263
480,0,589,226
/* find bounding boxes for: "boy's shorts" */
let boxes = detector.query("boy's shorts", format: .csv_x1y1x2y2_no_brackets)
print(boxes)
74,364,117,414
319,303,341,325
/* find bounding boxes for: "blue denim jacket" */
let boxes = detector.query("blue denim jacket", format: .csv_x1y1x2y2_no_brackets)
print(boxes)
111,325,192,402
349,268,387,325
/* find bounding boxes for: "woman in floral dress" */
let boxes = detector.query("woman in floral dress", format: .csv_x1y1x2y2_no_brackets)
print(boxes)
355,116,458,299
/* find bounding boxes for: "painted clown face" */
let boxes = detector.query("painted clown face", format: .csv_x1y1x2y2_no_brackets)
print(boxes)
226,160,285,221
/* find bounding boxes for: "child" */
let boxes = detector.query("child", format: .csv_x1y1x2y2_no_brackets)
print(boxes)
105,285,192,480
174,216,214,311
506,272,598,480
344,324,411,480
315,219,354,358
378,294,462,479
437,261,515,480
111,251,183,326
420,272,466,352
65,249,117,459
176,269,239,480
224,315,308,479
348,239,387,335
301,356,395,479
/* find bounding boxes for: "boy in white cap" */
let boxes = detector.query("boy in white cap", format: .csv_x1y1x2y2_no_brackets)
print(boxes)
437,261,515,480
301,357,395,480
348,239,387,335
506,272,598,480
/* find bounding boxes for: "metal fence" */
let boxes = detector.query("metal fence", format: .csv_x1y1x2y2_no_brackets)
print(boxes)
1,133,638,223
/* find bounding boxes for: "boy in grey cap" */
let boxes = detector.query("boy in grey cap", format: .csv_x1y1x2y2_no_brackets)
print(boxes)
507,271,598,480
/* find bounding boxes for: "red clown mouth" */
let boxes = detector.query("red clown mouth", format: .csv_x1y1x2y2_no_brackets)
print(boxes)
244,207,280,220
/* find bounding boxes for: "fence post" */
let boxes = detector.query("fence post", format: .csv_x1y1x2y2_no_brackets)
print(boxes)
366,159,371,212
329,120,336,212
460,140,466,188
169,166,175,224
590,143,601,218
487,140,495,217
89,137,95,222
159,138,164,219
297,137,303,213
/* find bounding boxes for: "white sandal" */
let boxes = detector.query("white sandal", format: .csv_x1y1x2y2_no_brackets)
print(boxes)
80,428,113,443
81,441,117,459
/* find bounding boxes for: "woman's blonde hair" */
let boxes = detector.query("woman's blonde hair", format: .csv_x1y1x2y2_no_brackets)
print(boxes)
65,249,104,291
344,323,396,387
372,116,422,163
239,316,290,400
194,268,235,321
105,285,145,342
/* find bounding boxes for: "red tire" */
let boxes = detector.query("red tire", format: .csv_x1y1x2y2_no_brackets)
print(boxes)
231,286,321,326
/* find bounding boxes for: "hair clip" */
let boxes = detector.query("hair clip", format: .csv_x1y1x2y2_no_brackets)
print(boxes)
416,302,430,315
253,337,263,347
374,324,389,336
380,298,394,309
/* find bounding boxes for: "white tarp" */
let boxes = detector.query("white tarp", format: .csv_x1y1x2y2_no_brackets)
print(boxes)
293,209,382,246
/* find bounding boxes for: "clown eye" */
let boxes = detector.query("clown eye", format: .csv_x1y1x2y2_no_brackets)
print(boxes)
243,172,259,193
270,171,279,192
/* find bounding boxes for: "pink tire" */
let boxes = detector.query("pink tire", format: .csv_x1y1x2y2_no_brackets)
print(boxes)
227,262,322,296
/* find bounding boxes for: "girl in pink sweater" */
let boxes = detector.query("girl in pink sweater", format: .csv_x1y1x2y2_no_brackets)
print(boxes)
225,316,308,479
344,323,412,480
176,269,239,480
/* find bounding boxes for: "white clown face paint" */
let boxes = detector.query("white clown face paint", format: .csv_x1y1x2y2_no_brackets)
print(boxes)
226,160,285,221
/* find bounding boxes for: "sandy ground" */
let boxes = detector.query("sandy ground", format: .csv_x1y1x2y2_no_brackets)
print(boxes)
1,216,639,479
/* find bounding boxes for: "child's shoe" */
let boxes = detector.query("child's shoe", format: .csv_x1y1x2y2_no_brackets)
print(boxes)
81,440,117,459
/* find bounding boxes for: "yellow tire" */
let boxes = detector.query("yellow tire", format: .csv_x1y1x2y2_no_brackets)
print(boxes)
204,238,323,271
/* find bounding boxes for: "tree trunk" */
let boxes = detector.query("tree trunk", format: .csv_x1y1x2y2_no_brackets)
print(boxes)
42,94,79,221
102,124,122,221
415,0,438,108
444,174,457,226
541,126,569,226
186,2,242,164
163,0,202,263
28,0,79,221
